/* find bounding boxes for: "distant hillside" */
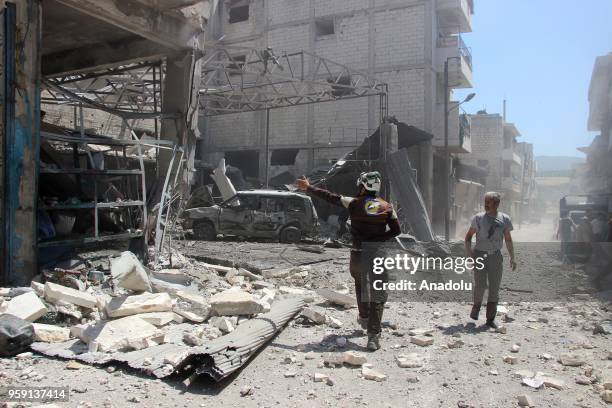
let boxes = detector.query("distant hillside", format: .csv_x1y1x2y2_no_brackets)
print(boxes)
536,156,585,176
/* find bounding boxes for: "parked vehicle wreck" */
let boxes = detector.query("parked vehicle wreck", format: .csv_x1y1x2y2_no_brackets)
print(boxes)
182,190,319,243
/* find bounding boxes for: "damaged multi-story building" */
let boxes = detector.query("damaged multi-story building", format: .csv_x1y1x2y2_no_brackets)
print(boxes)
582,53,612,201
201,0,476,233
461,110,535,220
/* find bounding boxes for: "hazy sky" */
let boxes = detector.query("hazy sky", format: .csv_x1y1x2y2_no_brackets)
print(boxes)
454,0,612,158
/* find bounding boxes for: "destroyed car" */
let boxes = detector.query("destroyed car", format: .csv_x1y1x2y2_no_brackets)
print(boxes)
182,190,318,243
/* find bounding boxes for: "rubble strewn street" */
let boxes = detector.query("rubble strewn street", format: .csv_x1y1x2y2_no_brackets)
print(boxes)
1,222,611,407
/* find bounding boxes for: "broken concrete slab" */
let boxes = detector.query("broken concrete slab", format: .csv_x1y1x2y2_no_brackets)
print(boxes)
210,288,264,316
44,282,97,309
541,376,565,390
173,308,206,323
151,269,191,286
54,300,82,319
3,292,48,322
315,288,356,308
410,336,434,347
395,353,424,368
343,351,367,366
79,315,163,353
110,251,152,292
134,312,176,327
174,290,208,309
408,328,434,337
30,281,45,298
361,363,387,382
105,292,173,318
278,286,316,302
32,323,71,343
209,316,235,333
325,315,343,328
300,307,326,324
558,353,585,367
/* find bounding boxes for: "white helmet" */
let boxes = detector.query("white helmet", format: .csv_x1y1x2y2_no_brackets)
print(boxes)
356,171,382,192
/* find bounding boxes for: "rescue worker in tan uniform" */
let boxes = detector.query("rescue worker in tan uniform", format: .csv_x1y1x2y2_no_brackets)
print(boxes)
296,171,401,350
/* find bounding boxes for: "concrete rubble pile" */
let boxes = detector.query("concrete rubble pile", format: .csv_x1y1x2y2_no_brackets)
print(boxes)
0,250,306,382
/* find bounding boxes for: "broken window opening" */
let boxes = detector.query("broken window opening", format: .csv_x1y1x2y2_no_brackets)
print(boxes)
315,18,335,38
270,148,299,166
229,5,249,23
224,150,260,179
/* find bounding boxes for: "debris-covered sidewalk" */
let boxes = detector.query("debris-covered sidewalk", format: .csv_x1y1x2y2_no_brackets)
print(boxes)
1,240,611,408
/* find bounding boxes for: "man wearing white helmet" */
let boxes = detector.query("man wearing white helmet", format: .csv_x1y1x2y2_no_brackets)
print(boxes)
296,171,401,351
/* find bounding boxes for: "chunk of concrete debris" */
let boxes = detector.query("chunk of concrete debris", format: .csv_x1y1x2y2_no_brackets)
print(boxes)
32,323,71,343
558,353,585,367
70,323,90,339
408,328,434,337
134,312,176,327
395,353,424,368
503,355,518,364
183,332,204,347
325,315,343,328
173,308,206,323
53,300,82,319
105,292,172,318
517,395,534,407
510,344,520,353
44,282,97,309
284,371,297,378
209,316,235,333
30,281,45,298
343,351,367,366
521,377,544,389
252,281,275,290
323,353,345,367
300,307,325,324
313,372,329,382
3,291,48,322
151,269,191,285
361,363,386,382
239,385,253,397
80,315,164,352
575,375,593,385
278,286,316,302
66,360,87,370
410,335,434,347
174,291,208,309
447,339,464,349
316,288,356,308
602,390,612,403
110,251,152,292
541,376,565,390
209,288,264,316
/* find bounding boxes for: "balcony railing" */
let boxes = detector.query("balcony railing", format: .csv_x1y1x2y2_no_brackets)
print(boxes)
457,35,472,70
437,34,473,70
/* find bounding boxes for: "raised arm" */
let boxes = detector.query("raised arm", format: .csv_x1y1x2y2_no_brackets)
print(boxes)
295,177,345,207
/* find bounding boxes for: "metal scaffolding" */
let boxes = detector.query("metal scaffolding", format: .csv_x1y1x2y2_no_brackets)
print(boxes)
199,44,388,117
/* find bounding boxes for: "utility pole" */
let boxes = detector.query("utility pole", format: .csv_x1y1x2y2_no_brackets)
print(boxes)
265,108,270,188
444,59,450,241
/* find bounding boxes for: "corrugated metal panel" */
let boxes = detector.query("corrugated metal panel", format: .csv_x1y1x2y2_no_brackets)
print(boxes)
32,298,304,381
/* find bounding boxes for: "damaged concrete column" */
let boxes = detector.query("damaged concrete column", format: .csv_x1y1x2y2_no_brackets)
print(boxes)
159,52,202,185
1,0,42,286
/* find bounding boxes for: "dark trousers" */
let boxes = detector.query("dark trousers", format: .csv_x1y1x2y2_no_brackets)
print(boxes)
350,249,387,335
473,250,503,305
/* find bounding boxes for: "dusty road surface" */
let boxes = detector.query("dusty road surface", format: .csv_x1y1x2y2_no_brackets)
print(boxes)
1,238,611,408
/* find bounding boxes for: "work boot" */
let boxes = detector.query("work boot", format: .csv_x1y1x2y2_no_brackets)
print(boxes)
357,316,368,331
485,302,498,328
366,334,381,351
470,304,481,320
